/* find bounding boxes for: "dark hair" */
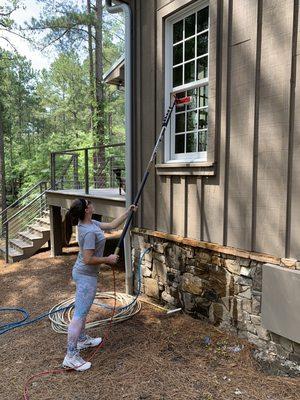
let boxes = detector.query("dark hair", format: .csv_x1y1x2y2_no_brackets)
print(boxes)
65,198,88,244
67,198,87,225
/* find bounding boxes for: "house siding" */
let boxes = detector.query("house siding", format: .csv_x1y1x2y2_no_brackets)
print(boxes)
131,0,300,260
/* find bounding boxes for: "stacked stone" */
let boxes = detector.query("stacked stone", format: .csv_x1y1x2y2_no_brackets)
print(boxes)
131,231,300,363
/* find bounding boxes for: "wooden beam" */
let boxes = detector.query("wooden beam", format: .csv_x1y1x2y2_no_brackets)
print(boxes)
50,205,63,257
131,227,281,265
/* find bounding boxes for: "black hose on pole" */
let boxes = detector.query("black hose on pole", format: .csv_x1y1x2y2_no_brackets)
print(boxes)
114,95,187,255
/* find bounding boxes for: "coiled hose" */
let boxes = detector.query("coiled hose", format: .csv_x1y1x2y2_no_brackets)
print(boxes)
49,291,142,333
0,247,150,335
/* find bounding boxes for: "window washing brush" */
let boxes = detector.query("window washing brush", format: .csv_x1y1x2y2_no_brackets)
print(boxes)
175,96,193,106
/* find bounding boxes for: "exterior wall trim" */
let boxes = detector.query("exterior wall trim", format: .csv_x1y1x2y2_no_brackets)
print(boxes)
157,0,218,172
164,0,209,163
131,227,290,266
156,162,215,176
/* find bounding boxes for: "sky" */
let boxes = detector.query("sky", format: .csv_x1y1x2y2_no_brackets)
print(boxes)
1,0,55,70
1,0,124,71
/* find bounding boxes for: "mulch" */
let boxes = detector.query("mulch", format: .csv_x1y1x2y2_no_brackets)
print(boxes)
0,248,299,400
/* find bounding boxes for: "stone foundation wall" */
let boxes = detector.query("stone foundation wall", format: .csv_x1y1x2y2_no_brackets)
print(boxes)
131,230,300,364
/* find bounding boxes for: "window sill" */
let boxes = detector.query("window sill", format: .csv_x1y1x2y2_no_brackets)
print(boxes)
155,162,216,176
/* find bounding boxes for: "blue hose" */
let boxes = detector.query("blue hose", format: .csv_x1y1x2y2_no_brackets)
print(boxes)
0,305,72,335
0,307,29,330
0,247,151,335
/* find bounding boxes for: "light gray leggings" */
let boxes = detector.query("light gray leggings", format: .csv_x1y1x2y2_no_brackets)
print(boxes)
67,270,98,356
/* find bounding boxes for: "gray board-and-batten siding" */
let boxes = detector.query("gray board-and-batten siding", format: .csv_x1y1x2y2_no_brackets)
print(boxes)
130,0,300,259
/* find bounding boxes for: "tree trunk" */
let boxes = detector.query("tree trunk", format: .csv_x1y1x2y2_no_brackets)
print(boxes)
87,0,95,133
94,0,105,188
109,113,112,138
0,100,7,233
9,135,14,198
94,0,104,140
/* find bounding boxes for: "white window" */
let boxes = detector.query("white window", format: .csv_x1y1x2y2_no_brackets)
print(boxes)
165,3,209,162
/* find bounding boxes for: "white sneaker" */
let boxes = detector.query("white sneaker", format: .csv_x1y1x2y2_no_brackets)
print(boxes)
77,335,103,350
62,353,91,372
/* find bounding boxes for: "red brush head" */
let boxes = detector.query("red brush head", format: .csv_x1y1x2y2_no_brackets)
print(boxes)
175,96,193,106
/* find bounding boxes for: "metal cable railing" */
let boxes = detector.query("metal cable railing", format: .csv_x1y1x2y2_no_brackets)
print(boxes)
0,153,80,244
0,181,48,239
2,189,49,263
0,143,126,262
50,143,125,194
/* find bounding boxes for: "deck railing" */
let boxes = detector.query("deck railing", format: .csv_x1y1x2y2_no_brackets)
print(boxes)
50,143,125,194
0,180,48,240
2,189,49,263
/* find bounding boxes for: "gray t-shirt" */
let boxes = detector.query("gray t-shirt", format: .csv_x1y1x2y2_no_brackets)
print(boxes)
73,219,106,277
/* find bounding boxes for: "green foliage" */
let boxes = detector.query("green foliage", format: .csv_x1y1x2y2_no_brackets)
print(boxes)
0,1,125,203
25,0,124,57
0,1,20,29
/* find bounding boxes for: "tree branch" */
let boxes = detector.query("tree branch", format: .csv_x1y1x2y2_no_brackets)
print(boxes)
73,26,93,39
0,27,35,45
103,29,124,42
0,4,19,17
22,24,95,40
40,27,73,50
0,35,18,53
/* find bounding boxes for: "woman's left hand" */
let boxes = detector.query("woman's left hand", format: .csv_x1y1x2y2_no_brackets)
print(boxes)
128,204,138,213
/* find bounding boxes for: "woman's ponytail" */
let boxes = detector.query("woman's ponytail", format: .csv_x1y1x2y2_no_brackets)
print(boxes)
64,210,74,244
64,199,87,243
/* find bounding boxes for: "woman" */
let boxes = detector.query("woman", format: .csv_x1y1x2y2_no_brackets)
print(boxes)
62,198,137,371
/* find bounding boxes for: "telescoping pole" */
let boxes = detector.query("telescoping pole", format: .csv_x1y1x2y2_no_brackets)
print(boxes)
114,95,192,256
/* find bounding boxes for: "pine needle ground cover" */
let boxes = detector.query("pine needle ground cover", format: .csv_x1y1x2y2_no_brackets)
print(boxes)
0,250,299,400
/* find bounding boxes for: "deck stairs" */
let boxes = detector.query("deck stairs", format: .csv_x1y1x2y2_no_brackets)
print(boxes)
0,181,50,263
0,211,50,263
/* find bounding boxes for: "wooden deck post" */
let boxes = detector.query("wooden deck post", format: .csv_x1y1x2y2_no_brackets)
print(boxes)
49,205,63,256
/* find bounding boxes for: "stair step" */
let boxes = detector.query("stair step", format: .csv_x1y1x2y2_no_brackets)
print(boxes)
18,231,43,242
29,224,50,233
35,217,50,225
0,245,23,257
9,238,33,250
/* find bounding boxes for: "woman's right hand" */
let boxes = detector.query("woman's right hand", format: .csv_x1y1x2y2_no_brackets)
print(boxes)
106,254,119,265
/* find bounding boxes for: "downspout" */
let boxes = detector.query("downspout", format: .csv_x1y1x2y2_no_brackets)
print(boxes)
105,0,133,294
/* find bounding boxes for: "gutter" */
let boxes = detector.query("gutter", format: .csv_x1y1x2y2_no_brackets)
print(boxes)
105,0,133,294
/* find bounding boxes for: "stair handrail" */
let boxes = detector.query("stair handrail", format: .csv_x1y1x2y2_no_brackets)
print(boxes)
3,187,50,263
52,142,125,155
3,188,49,226
0,180,48,220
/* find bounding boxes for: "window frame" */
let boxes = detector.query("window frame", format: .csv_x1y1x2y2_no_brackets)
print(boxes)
164,1,210,163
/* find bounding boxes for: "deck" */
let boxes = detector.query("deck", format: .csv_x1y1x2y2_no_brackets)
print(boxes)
46,188,126,219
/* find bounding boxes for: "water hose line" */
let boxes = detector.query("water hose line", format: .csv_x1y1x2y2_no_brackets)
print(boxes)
48,247,151,333
0,248,150,336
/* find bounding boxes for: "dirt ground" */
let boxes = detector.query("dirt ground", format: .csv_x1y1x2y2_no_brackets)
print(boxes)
0,248,299,400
